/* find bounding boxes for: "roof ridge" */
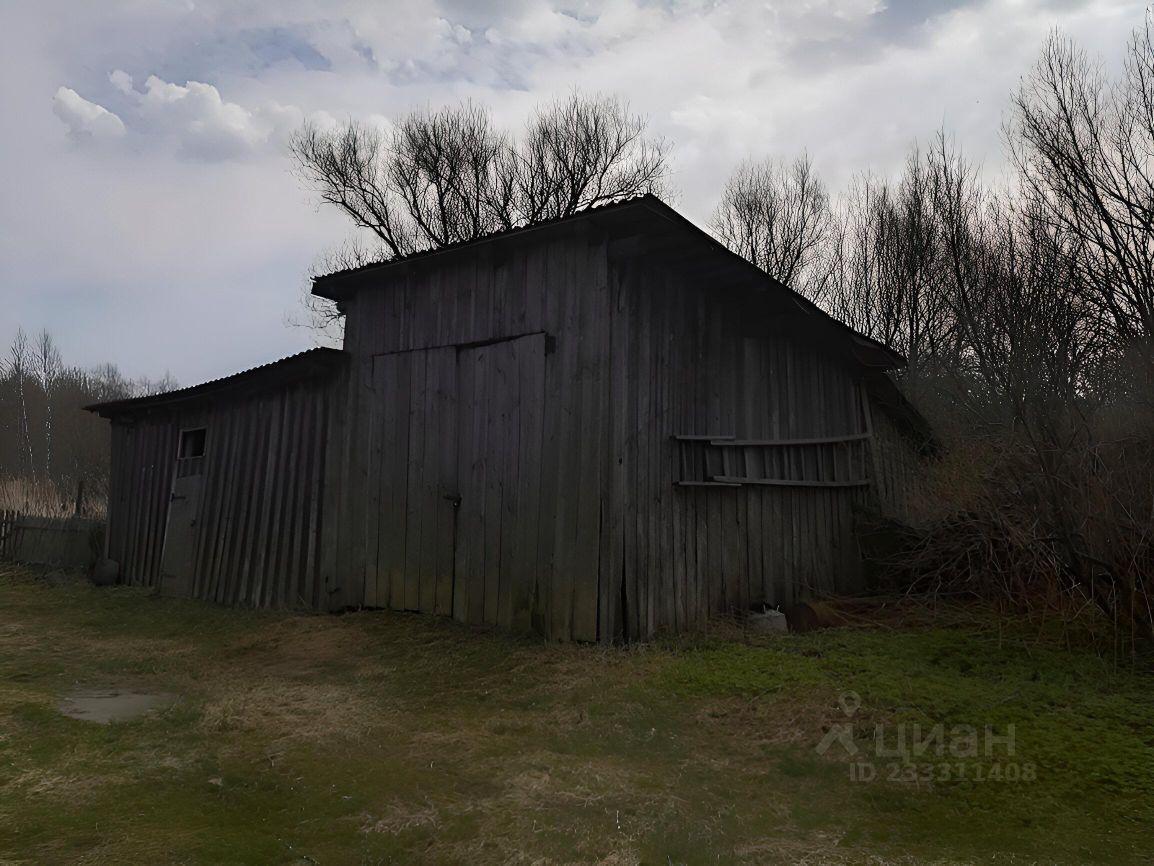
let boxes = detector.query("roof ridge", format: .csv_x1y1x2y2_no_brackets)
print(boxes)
311,193,659,286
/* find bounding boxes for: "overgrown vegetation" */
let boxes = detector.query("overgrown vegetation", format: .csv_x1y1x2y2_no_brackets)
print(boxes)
1,565,1151,864
710,23,1154,645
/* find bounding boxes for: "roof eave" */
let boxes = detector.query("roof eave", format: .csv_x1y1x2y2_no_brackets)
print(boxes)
84,348,348,419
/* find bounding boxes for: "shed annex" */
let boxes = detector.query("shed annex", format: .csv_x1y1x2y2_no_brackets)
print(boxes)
88,195,928,641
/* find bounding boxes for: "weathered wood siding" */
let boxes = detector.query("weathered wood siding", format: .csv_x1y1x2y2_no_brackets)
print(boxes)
330,227,612,637
100,214,922,637
866,400,928,523
601,257,872,640
333,225,892,640
105,373,342,608
106,417,177,587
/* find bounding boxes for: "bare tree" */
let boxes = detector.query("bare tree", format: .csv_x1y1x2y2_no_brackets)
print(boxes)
33,330,61,478
389,102,510,247
286,238,388,346
1008,24,1154,351
290,93,669,270
87,362,134,403
509,93,670,224
826,148,957,390
931,139,1102,425
6,328,35,479
135,372,179,397
711,154,835,302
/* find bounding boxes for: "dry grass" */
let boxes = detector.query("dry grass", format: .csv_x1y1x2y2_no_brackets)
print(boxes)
0,566,1152,864
0,476,105,518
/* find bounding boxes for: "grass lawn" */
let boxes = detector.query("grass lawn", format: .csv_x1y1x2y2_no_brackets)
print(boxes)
1,564,1152,865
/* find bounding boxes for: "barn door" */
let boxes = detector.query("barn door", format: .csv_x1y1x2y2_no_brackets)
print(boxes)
453,333,545,630
159,428,207,597
371,346,459,614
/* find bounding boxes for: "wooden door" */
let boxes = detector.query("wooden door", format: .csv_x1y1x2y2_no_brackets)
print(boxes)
453,334,545,630
370,346,459,614
159,473,202,597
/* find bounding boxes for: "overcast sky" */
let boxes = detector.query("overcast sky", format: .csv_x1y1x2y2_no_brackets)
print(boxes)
0,0,1144,385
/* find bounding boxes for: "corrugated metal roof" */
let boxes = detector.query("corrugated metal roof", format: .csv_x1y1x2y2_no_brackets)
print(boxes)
310,193,907,369
311,194,651,289
84,347,347,417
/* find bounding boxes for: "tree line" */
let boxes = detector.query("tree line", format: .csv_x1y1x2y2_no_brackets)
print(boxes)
294,22,1154,641
0,328,176,515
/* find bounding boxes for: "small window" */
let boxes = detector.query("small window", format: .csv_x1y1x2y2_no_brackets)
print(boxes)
179,428,207,459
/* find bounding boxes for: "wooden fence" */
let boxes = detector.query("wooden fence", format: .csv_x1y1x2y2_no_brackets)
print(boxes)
0,510,105,570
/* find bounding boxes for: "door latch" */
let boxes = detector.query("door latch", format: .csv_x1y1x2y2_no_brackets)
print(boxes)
442,493,462,508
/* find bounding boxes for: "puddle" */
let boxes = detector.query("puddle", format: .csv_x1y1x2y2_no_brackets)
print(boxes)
58,688,178,724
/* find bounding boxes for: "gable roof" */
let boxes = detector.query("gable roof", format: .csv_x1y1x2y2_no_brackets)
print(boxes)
310,194,905,370
84,348,347,419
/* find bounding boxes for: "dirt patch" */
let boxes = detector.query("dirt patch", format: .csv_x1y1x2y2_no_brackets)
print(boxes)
58,688,177,724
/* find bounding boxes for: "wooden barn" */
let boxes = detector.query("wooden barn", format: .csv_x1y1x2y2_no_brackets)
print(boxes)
88,195,928,641
86,350,347,609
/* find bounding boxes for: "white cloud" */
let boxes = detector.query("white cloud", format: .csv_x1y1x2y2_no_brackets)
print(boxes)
52,70,308,161
133,73,303,160
52,87,126,142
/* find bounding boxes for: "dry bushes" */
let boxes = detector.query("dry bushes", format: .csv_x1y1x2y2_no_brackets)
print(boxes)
893,405,1154,646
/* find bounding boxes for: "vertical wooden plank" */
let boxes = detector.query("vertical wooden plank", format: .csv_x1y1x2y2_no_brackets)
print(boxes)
250,390,285,607
304,386,328,608
139,422,164,587
401,351,428,612
634,265,653,638
105,426,124,565
417,350,442,614
229,400,255,605
377,352,410,611
601,259,629,642
232,398,267,606
534,243,562,638
495,339,521,630
191,408,227,596
351,355,375,608
621,263,641,640
512,333,545,633
481,343,506,626
278,387,309,608
433,349,459,618
148,421,174,587
121,424,143,583
464,343,491,625
130,424,148,583
571,237,606,641
319,367,347,610
215,404,249,603
202,407,232,602
361,371,383,609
